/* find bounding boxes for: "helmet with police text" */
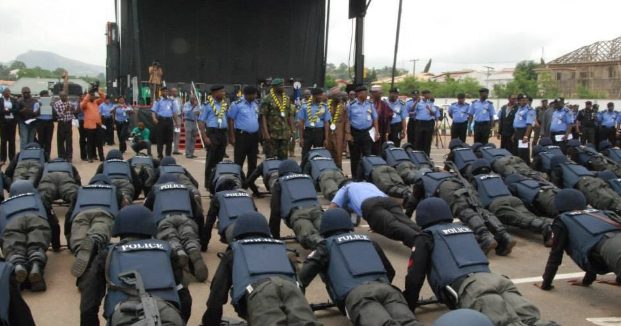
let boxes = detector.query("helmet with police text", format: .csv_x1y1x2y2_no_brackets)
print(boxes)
9,180,35,197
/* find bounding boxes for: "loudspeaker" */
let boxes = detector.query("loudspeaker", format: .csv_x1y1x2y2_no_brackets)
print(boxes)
349,0,366,18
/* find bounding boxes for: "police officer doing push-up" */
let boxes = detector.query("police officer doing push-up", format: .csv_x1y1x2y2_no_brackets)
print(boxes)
243,157,281,195
358,155,412,199
539,189,621,290
37,157,81,208
405,198,556,326
304,149,347,200
270,160,324,249
79,205,192,326
157,156,202,207
97,149,139,205
129,153,158,197
144,174,208,282
0,259,36,326
201,212,320,326
5,142,46,184
383,141,435,185
299,208,421,326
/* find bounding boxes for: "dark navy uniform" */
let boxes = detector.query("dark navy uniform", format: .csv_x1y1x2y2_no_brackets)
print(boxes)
505,174,560,219
0,261,36,326
359,155,411,198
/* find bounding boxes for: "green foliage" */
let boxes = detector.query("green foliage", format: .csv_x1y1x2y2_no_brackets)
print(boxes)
576,85,606,99
379,76,483,98
0,62,104,86
537,71,560,98
494,60,539,98
324,74,336,88
325,63,408,83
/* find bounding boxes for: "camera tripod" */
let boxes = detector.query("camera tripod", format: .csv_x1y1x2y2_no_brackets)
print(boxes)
433,111,450,149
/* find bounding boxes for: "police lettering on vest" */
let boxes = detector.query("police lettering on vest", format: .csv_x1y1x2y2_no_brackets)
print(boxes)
512,179,542,205
152,183,193,223
361,156,388,179
18,147,45,163
70,185,119,222
43,161,74,177
307,147,332,160
473,174,512,208
0,262,12,325
324,233,387,305
130,155,154,168
421,171,454,198
214,190,257,235
279,174,319,219
452,148,477,171
309,157,338,181
0,193,47,233
384,147,411,167
479,147,512,163
103,159,132,179
561,163,595,188
231,238,296,306
105,239,179,319
560,209,621,272
425,223,490,303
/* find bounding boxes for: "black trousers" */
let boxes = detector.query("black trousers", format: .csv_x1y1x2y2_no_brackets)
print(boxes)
302,127,325,159
406,118,416,145
500,134,516,155
115,121,129,153
350,127,373,180
234,130,259,178
204,128,228,188
414,120,434,156
361,196,420,248
450,121,468,142
600,126,616,146
103,117,115,145
0,119,17,162
514,128,530,164
78,120,87,160
388,122,403,147
85,128,104,161
156,117,174,158
36,120,54,160
56,121,73,160
473,121,491,144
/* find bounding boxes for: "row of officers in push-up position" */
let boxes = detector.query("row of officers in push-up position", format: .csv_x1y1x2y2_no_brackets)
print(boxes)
3,131,621,325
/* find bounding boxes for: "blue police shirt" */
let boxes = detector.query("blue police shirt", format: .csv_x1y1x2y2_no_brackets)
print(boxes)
513,105,536,129
347,100,377,130
114,105,131,122
550,108,574,133
151,98,179,118
183,102,201,122
468,99,495,122
228,99,259,133
386,99,408,124
405,98,419,119
199,99,227,129
598,110,620,128
448,102,470,123
331,181,387,216
298,102,331,128
99,102,115,118
414,99,440,121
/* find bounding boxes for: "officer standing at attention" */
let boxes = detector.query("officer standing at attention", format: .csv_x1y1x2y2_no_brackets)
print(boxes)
448,93,470,142
385,88,407,147
348,86,379,179
576,100,597,145
182,95,201,159
497,95,517,154
0,259,36,326
513,94,536,163
79,205,192,326
538,189,621,290
597,102,619,146
405,90,420,145
469,88,495,144
99,96,116,146
548,99,574,146
199,85,229,188
151,87,179,159
405,198,555,326
228,86,260,178
299,208,421,326
201,211,320,326
326,92,350,169
532,99,549,147
298,87,331,159
412,90,439,155
260,78,294,160
35,90,54,160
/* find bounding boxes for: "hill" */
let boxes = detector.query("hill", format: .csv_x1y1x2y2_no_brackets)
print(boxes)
15,50,104,77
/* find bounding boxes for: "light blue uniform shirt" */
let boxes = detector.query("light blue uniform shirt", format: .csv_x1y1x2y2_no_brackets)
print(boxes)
228,99,259,133
468,99,495,122
386,99,408,124
114,105,131,122
550,108,574,133
331,182,387,216
413,99,440,121
99,102,115,118
448,102,470,123
405,98,419,119
151,98,179,118
513,105,536,129
199,99,227,129
183,102,201,122
598,110,620,128
347,100,377,130
298,102,331,128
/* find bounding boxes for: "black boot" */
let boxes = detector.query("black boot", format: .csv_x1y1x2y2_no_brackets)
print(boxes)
495,232,517,256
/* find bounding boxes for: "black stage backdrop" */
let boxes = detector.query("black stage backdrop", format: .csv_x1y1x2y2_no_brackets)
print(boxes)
119,0,326,86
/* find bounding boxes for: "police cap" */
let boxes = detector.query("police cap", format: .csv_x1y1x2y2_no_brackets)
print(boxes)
319,208,354,236
160,156,176,166
355,85,368,92
415,197,453,229
555,189,587,213
112,205,157,237
585,101,592,105
106,149,123,160
271,78,284,86
457,93,465,99
232,211,271,240
210,85,224,92
278,159,302,177
243,85,258,95
479,87,489,93
9,180,35,197
516,94,526,100
434,309,493,326
411,89,420,96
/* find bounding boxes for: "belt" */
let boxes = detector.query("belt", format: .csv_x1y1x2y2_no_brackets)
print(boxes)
305,126,324,130
158,116,173,120
103,116,113,119
116,120,128,123
207,127,227,132
235,129,258,134
415,119,434,123
452,121,468,124
475,121,490,124
351,126,371,133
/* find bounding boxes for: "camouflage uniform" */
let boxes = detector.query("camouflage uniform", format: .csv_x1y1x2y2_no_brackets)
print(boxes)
492,156,548,180
260,91,294,160
318,169,347,200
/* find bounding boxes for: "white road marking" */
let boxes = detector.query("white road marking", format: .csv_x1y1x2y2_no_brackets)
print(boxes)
586,317,621,325
511,272,614,284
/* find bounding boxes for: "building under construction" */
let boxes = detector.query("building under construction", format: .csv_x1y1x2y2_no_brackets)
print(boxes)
537,36,621,98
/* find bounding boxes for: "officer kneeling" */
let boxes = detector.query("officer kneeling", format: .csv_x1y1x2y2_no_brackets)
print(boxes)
201,212,320,326
405,198,555,326
539,189,621,290
299,208,421,326
79,205,191,326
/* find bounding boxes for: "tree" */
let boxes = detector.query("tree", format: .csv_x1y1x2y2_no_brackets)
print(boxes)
9,61,26,70
494,60,539,98
325,74,336,88
537,71,559,98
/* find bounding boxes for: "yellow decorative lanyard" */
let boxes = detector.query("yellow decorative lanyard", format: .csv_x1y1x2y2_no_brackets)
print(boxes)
328,99,342,131
306,97,326,128
208,96,228,127
270,88,288,118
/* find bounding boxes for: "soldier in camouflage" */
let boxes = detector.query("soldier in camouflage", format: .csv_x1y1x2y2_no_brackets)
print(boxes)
260,78,295,160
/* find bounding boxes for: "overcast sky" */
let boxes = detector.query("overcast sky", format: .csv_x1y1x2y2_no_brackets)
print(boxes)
1,0,619,73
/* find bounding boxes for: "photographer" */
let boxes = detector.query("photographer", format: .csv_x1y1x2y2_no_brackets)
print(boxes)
79,84,105,163
130,122,151,155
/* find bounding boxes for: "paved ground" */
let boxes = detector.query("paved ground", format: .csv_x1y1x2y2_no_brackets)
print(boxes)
13,132,621,325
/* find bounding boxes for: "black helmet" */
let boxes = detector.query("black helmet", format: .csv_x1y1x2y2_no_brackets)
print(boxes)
415,197,453,228
278,160,301,177
156,173,178,185
9,180,35,196
112,205,157,237
215,176,240,192
433,309,493,326
539,137,553,146
160,156,176,166
599,140,612,151
24,142,40,149
382,141,395,152
319,208,353,236
402,142,415,151
470,142,484,156
232,212,271,240
106,149,123,160
483,143,497,149
566,139,581,148
470,158,491,176
550,155,568,169
555,189,587,213
449,139,467,150
89,174,112,185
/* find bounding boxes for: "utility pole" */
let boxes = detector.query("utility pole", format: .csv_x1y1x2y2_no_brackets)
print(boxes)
409,59,420,77
390,0,403,88
483,66,495,89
